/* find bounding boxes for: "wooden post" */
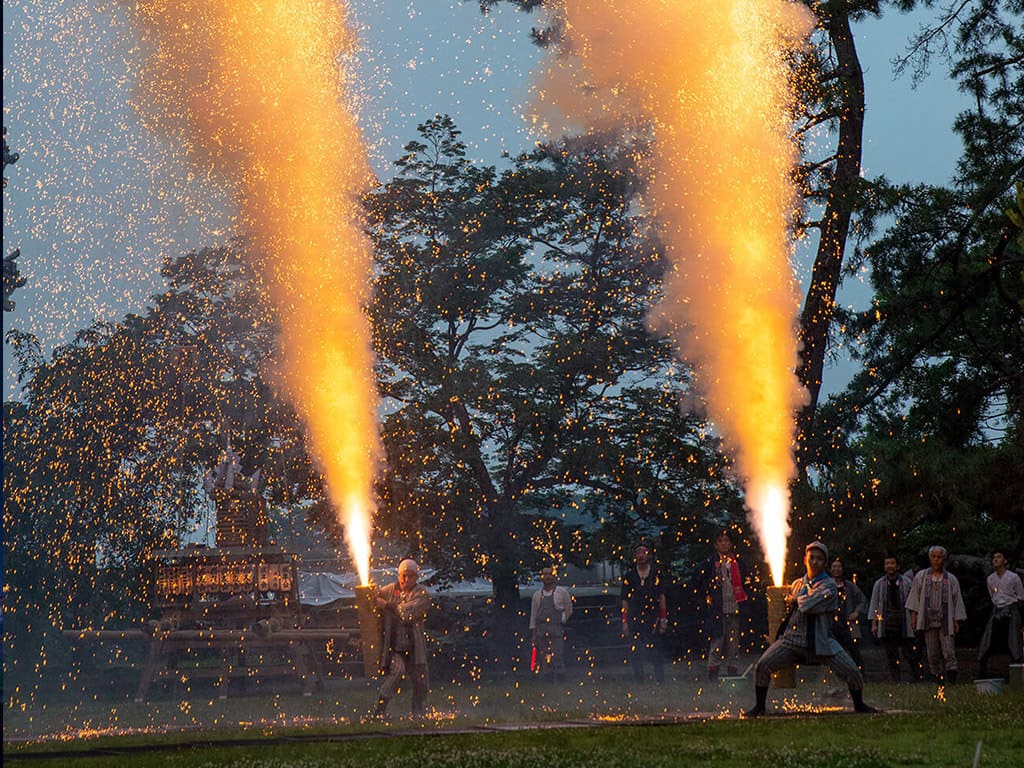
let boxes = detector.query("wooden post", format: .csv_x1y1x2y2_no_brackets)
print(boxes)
355,584,380,679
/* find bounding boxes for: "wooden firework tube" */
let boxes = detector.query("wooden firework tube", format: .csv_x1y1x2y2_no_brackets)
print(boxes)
766,584,796,689
355,584,381,679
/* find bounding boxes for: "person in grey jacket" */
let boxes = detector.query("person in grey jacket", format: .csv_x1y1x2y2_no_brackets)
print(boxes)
745,541,875,717
905,546,967,684
868,554,920,682
372,559,432,718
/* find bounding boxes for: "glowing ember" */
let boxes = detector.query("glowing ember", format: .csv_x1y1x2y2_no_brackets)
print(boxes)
127,0,380,584
593,713,638,722
535,1,811,587
779,699,847,714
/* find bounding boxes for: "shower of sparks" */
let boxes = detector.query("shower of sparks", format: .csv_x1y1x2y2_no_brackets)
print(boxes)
1,2,537,387
124,0,380,584
533,0,813,586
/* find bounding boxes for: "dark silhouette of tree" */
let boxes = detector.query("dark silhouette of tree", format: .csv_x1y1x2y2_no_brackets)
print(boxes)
474,0,1021,584
791,0,881,467
799,0,1024,562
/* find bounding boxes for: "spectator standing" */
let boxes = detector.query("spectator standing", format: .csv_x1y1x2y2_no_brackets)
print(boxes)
977,551,1024,679
906,546,967,684
694,530,750,681
529,566,574,681
868,554,920,682
830,556,867,670
620,541,668,683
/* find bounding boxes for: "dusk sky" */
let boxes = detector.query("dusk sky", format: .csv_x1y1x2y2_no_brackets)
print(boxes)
3,1,970,398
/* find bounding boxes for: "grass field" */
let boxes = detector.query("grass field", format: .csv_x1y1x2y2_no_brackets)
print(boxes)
5,670,1023,767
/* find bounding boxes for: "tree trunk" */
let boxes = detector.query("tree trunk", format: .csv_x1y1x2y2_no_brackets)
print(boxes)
489,556,521,612
795,3,867,474
486,501,522,612
482,503,522,668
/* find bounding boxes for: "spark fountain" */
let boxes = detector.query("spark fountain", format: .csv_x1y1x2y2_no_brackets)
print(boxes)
126,0,379,584
535,0,813,587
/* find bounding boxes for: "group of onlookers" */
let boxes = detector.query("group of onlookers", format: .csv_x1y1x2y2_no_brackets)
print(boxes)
365,538,1022,718
852,544,1022,686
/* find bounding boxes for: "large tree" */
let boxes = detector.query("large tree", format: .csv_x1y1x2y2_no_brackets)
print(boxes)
800,0,1024,561
367,116,741,608
483,1,1020,570
791,0,882,464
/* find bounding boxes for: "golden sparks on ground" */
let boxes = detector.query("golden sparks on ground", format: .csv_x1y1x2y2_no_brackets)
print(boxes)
126,0,380,583
534,0,813,585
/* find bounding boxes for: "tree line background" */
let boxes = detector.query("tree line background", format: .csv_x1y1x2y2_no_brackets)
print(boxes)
3,0,1022,692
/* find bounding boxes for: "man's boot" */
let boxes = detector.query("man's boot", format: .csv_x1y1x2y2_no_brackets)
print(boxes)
947,669,958,685
709,666,720,683
744,685,768,717
372,696,389,719
850,688,877,714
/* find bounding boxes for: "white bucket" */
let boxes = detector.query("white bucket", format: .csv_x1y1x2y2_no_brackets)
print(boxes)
1008,664,1024,688
974,678,1004,695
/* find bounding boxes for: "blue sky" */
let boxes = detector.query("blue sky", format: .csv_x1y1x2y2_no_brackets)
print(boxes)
3,1,970,398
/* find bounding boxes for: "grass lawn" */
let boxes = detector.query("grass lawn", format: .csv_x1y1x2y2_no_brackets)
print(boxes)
5,670,1023,767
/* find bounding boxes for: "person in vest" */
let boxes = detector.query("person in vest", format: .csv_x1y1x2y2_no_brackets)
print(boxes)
620,540,669,683
868,554,920,682
829,556,868,670
693,529,750,681
373,559,432,718
745,541,876,717
977,550,1023,679
529,566,574,681
905,545,967,684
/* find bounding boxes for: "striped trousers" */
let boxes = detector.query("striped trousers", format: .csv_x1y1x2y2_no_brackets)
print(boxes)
379,650,429,711
754,639,864,689
921,628,958,676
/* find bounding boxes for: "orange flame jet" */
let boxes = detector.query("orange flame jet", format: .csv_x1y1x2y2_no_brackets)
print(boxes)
130,0,379,584
535,0,813,585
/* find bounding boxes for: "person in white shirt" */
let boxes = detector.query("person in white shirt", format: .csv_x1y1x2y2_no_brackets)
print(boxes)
529,566,574,681
977,551,1024,679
